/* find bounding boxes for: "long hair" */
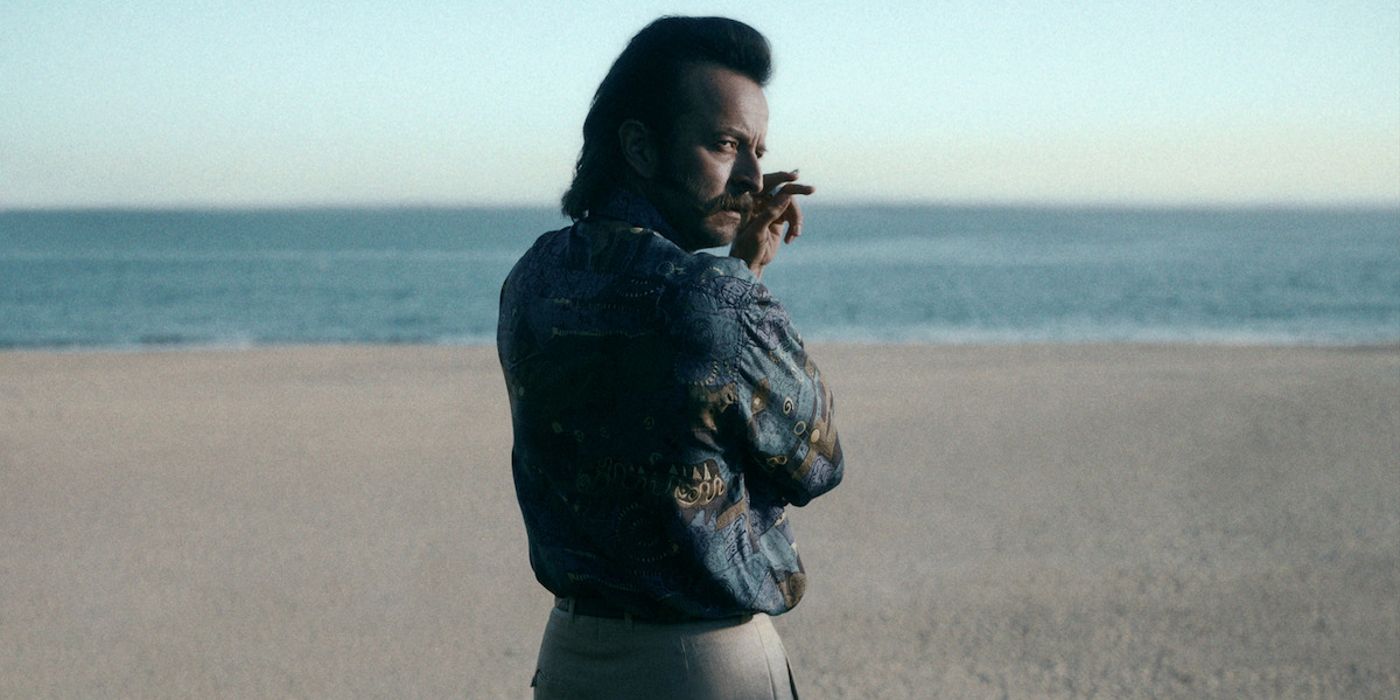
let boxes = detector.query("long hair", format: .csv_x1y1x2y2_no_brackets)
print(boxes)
560,16,772,220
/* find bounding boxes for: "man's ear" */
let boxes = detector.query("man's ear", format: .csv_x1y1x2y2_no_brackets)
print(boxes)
618,119,658,179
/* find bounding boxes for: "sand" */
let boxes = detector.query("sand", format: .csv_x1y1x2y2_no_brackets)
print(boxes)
1,344,1396,698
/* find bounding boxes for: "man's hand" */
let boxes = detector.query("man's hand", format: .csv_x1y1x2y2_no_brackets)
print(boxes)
729,170,814,280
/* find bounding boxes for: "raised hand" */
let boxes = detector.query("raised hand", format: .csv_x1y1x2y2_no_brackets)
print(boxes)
729,170,814,279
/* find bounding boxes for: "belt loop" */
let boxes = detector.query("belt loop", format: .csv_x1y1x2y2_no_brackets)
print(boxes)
624,610,634,629
568,597,578,622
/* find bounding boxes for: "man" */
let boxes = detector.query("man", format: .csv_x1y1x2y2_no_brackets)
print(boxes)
498,16,844,699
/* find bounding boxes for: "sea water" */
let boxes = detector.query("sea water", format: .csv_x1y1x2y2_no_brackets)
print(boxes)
1,206,1396,349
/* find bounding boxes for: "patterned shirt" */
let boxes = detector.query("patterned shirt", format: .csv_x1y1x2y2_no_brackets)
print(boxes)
497,190,844,620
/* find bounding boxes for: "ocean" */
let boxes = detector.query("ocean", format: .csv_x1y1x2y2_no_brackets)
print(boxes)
1,206,1396,350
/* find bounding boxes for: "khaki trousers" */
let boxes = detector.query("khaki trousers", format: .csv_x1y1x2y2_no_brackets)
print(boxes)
531,605,798,699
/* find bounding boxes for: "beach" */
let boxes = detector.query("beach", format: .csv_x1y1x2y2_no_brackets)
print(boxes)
2,344,1396,698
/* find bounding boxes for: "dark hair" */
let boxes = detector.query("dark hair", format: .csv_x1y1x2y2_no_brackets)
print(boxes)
560,16,772,219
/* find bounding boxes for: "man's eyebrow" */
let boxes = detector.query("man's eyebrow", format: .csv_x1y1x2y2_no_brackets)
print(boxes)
713,126,755,138
710,126,765,155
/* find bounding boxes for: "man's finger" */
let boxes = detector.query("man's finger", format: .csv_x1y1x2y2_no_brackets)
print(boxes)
746,184,813,237
758,184,813,240
767,182,814,199
783,199,804,244
759,184,813,218
752,191,792,226
761,169,800,195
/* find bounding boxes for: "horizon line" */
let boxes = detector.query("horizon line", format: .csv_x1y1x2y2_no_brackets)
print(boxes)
4,197,1399,214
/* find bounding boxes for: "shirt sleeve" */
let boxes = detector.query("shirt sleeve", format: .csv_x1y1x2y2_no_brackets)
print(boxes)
730,285,844,507
667,263,845,508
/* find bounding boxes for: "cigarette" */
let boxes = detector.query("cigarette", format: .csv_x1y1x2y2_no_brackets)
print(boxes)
766,169,799,197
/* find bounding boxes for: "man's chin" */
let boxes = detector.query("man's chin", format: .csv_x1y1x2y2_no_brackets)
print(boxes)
696,212,742,249
670,211,741,251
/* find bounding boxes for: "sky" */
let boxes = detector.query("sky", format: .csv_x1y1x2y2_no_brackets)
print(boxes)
2,1,1398,208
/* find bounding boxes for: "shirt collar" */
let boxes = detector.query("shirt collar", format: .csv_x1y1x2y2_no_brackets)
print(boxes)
589,189,680,241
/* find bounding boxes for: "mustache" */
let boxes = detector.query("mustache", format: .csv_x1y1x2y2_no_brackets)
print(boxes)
704,191,754,215
654,167,755,215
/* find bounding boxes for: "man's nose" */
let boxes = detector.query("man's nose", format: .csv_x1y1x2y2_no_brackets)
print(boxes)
731,150,763,195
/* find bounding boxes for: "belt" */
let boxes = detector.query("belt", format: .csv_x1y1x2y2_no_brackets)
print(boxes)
554,597,746,625
554,596,633,620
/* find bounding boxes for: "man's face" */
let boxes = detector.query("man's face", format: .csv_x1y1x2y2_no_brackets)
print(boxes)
646,63,769,251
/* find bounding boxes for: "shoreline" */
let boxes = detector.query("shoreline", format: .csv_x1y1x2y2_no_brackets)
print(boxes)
3,338,1398,356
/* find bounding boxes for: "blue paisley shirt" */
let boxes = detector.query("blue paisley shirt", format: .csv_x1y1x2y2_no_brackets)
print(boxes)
497,191,844,620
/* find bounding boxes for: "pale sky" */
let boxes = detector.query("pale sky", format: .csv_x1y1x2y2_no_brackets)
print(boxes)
3,1,1398,208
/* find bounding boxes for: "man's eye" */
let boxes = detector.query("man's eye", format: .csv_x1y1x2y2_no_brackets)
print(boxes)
716,140,738,151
